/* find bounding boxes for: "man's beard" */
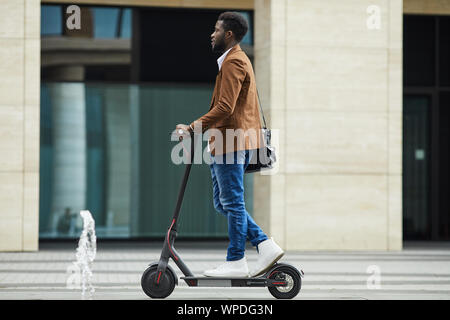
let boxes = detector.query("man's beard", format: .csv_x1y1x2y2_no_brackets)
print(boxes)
212,34,226,55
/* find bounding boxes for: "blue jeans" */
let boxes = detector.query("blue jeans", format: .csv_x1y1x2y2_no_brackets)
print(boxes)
210,149,268,261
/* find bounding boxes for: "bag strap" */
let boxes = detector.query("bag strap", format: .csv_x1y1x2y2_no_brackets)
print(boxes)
256,89,267,129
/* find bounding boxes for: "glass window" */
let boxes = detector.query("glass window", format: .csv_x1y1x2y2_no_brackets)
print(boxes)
403,15,435,86
40,5,256,239
438,92,450,239
120,8,132,38
403,15,450,240
439,17,450,86
40,5,133,39
92,7,120,38
41,4,133,82
138,8,254,82
41,5,62,36
239,11,253,45
39,82,254,239
402,95,431,240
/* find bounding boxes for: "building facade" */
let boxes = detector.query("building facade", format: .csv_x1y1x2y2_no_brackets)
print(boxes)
0,0,449,251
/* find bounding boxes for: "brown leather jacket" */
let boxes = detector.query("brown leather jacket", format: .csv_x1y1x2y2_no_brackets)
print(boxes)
190,44,262,156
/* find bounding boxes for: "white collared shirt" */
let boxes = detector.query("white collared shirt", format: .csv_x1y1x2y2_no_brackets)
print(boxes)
217,47,233,71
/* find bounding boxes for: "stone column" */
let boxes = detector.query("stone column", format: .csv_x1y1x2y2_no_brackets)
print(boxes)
0,0,40,251
47,83,87,236
254,0,403,250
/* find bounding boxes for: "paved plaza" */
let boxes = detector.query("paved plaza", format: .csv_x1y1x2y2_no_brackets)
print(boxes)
0,241,449,300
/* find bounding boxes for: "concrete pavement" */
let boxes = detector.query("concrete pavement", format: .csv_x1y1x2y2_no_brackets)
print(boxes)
0,241,449,300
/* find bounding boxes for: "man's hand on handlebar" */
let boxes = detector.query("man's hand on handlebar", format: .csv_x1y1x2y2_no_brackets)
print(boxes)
175,124,192,141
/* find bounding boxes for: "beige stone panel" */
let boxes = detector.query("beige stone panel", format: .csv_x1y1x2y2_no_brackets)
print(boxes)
44,0,181,6
0,1,24,39
255,45,287,112
286,0,388,48
404,0,450,15
389,111,402,175
285,174,388,250
286,46,388,112
388,48,402,112
0,105,23,171
286,111,388,174
43,0,254,9
24,105,40,173
271,0,286,46
25,39,40,107
255,0,286,49
266,107,286,129
254,47,271,109
290,86,388,113
254,0,272,51
268,173,286,249
253,173,287,249
25,0,40,39
389,0,403,49
182,0,253,9
253,174,271,236
270,44,287,110
263,109,286,175
0,217,23,251
0,39,24,106
0,172,23,219
388,174,402,250
23,172,39,251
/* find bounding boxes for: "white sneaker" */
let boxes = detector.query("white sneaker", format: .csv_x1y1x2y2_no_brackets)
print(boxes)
203,257,249,278
250,238,284,277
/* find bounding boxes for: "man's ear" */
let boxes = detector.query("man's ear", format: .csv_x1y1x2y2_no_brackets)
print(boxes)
225,30,233,40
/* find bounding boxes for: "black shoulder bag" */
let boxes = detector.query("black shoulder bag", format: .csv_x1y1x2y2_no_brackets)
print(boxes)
245,90,277,174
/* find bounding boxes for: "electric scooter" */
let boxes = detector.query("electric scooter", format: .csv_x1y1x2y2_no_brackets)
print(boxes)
141,131,304,299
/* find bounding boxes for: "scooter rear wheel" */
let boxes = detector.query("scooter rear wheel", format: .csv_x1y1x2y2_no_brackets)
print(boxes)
141,265,176,299
267,265,301,299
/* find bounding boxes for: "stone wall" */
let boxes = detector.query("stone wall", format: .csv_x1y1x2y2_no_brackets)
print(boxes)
0,0,40,251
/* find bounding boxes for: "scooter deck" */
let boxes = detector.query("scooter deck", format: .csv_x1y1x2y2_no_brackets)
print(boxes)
180,276,286,287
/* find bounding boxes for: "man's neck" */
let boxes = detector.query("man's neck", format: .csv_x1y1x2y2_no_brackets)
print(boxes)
221,41,238,55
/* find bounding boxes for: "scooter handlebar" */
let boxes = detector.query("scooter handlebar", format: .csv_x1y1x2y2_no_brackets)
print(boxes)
170,128,194,141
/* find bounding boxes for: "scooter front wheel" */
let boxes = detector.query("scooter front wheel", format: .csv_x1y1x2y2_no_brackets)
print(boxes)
267,265,301,299
141,265,176,299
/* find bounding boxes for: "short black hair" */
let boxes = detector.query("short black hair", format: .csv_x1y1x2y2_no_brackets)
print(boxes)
218,11,248,43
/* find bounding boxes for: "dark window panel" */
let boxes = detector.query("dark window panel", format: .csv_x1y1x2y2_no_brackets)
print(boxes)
139,8,226,83
403,95,431,240
439,92,450,239
84,65,131,82
404,15,436,86
439,17,450,86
